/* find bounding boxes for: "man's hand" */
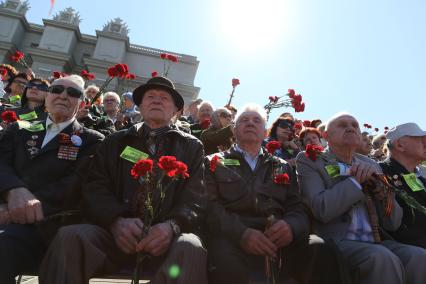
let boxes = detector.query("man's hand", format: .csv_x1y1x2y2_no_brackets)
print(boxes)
110,217,144,254
349,162,377,184
240,228,277,257
136,222,173,256
6,187,43,224
0,204,10,225
264,220,294,248
76,108,90,120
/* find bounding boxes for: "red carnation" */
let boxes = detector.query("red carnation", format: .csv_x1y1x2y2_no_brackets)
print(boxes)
232,78,240,88
170,161,189,179
151,71,158,77
295,102,305,113
0,68,7,79
363,123,369,128
266,141,281,154
166,54,178,63
374,128,379,132
288,89,295,98
293,94,302,104
158,156,178,177
200,119,211,130
81,70,95,81
274,173,290,185
269,96,279,103
305,144,324,161
303,120,311,127
1,110,18,123
126,73,136,80
10,51,24,62
210,155,220,172
294,122,303,129
384,126,389,130
52,71,62,79
131,159,154,179
160,53,167,59
81,70,88,76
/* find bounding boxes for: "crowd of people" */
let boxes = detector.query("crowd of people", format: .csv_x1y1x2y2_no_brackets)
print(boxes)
0,63,426,284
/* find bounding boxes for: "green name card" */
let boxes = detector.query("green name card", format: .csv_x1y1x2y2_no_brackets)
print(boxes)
325,165,340,178
402,173,425,192
19,111,38,121
120,146,149,163
222,159,240,166
422,161,426,166
9,95,21,103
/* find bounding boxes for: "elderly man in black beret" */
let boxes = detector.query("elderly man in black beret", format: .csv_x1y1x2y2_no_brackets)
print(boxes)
39,76,208,284
0,75,104,284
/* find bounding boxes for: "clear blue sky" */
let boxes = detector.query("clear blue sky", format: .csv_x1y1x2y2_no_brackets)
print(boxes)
25,0,426,130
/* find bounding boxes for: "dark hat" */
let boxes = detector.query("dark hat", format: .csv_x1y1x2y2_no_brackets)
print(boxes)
132,76,184,111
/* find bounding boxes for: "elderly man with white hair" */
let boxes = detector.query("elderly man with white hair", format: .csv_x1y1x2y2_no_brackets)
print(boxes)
0,74,104,284
296,113,426,284
205,104,342,284
379,123,426,248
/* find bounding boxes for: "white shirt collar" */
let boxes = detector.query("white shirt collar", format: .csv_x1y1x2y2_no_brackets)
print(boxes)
45,116,75,131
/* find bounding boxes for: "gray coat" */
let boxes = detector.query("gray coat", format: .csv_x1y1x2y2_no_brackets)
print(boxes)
296,149,402,242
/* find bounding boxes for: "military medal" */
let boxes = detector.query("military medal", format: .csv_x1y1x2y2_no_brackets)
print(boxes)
57,145,79,161
26,140,36,147
27,146,39,156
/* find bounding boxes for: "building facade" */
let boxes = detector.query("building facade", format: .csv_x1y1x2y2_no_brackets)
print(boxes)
0,0,200,104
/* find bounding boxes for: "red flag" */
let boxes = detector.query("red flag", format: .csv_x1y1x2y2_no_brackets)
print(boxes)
49,0,55,16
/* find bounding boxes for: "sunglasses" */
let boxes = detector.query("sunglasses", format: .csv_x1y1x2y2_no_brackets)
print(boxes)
48,85,83,99
27,82,49,91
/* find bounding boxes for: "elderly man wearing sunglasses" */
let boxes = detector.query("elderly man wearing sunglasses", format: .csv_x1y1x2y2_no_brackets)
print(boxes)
0,75,104,284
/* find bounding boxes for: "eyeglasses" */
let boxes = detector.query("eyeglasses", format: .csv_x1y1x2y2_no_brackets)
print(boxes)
27,82,49,91
48,85,83,99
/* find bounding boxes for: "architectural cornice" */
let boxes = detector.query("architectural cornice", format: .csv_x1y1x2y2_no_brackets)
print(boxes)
42,19,82,40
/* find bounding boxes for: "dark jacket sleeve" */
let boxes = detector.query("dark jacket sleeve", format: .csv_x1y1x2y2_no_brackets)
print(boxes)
82,134,132,229
280,163,310,241
33,129,104,215
204,157,248,245
166,139,208,233
0,123,28,196
200,126,233,152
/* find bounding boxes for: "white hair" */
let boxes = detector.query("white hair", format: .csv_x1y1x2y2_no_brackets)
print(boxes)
235,103,267,126
325,112,355,131
53,74,85,92
103,91,121,104
198,101,215,110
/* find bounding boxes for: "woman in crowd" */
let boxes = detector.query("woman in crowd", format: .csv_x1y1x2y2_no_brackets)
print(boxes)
299,127,323,148
3,73,30,106
190,101,215,139
14,77,49,121
200,107,234,155
265,117,300,166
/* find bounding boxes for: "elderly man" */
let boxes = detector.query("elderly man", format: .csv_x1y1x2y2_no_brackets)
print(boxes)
0,75,104,284
379,123,426,248
356,131,373,156
39,76,208,284
190,100,214,139
205,104,342,284
296,113,426,284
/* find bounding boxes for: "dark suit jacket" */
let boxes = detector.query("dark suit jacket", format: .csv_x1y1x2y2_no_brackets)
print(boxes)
0,118,104,216
205,145,310,246
81,122,207,233
380,158,426,248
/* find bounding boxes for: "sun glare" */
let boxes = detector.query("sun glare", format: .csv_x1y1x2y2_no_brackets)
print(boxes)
217,0,288,53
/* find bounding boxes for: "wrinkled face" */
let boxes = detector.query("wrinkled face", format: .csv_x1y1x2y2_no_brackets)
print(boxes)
304,132,322,147
218,111,233,128
325,115,361,149
85,87,98,99
198,104,213,121
140,89,177,125
45,80,82,120
103,95,120,113
10,77,28,96
235,111,266,144
396,136,426,161
276,125,293,143
26,80,48,104
189,102,200,117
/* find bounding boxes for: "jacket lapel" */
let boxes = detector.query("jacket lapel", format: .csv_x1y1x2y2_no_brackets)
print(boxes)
36,120,82,156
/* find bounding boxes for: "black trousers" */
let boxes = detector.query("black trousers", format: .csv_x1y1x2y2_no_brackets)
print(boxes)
0,224,46,284
207,235,350,284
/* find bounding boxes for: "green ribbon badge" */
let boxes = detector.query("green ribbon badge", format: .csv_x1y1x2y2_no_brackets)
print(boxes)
325,165,340,178
222,159,240,166
9,95,21,103
18,121,45,132
191,129,202,133
120,146,149,163
402,173,425,192
19,111,38,121
422,161,426,167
